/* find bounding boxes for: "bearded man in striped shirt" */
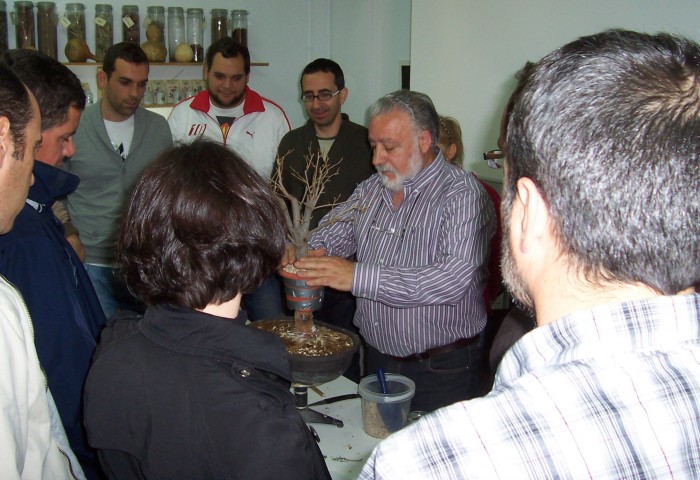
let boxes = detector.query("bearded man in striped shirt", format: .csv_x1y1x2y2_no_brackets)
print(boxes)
294,90,496,412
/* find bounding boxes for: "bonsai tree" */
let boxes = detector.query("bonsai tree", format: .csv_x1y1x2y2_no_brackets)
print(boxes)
269,146,342,333
269,146,370,335
270,146,342,264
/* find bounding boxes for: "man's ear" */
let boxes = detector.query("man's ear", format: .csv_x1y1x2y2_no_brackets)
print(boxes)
514,177,549,254
339,87,348,106
97,69,108,90
0,116,11,169
418,129,432,155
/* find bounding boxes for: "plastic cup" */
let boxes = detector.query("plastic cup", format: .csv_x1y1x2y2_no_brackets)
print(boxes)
358,373,415,438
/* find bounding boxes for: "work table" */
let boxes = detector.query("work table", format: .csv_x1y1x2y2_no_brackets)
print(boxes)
303,376,381,479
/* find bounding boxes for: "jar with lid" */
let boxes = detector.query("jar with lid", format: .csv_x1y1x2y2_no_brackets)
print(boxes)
121,5,139,45
167,6,184,62
13,1,35,49
36,1,56,58
145,7,164,42
210,8,227,44
83,84,93,104
143,6,166,62
230,9,247,47
64,3,85,41
0,1,7,53
154,85,166,104
185,8,204,63
94,4,112,61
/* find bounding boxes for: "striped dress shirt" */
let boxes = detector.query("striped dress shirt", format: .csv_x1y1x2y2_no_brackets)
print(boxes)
359,293,700,479
309,154,494,357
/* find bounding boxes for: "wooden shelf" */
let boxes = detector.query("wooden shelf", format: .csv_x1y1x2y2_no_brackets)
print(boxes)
65,62,269,66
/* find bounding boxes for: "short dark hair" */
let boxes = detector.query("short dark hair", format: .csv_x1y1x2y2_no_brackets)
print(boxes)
102,42,149,78
117,139,287,309
1,49,86,131
0,64,32,161
301,58,345,90
503,62,535,135
369,90,439,147
505,29,700,293
205,37,250,74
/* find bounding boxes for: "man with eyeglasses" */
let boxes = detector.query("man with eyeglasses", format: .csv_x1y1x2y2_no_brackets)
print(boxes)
168,37,290,180
168,37,290,322
294,90,495,412
277,59,374,380
278,58,374,229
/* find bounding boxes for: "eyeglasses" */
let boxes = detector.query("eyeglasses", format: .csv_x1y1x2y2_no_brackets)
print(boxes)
483,149,504,169
301,90,341,103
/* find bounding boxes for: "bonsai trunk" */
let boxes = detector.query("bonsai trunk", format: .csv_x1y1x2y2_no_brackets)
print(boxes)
271,148,343,336
294,309,314,335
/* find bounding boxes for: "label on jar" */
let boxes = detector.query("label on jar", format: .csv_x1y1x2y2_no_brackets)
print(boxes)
60,16,72,28
122,15,135,28
94,17,107,27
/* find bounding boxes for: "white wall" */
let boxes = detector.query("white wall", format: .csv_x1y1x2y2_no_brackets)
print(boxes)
26,0,411,130
410,0,700,183
330,0,411,126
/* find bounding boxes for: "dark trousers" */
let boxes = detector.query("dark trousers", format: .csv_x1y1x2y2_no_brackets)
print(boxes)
366,338,484,412
241,274,285,321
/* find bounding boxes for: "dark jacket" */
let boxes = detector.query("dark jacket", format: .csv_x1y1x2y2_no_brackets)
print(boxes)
84,305,331,480
278,114,374,229
0,161,106,480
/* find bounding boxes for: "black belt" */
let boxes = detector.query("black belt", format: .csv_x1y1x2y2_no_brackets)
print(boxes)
394,335,480,362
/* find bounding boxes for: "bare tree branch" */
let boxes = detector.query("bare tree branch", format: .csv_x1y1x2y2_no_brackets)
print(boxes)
270,145,344,260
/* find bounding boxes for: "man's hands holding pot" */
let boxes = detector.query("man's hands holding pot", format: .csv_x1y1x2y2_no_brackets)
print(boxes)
284,247,354,292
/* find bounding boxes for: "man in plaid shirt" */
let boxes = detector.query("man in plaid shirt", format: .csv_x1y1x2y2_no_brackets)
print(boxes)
360,29,700,479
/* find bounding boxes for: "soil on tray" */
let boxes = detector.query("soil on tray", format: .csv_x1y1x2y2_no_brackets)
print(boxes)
253,319,354,357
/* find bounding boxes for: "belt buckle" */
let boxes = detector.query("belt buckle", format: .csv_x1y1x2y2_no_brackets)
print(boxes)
411,351,430,361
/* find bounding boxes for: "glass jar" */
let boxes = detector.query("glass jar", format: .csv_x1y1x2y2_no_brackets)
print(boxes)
121,5,139,44
230,9,247,47
210,8,227,44
185,8,203,63
154,84,165,104
166,6,184,62
146,6,164,36
13,1,34,49
83,83,93,104
36,1,56,58
94,4,112,61
0,1,7,53
64,3,85,41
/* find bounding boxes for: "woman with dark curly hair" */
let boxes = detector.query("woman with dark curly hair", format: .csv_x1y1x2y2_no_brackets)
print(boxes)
83,139,330,480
